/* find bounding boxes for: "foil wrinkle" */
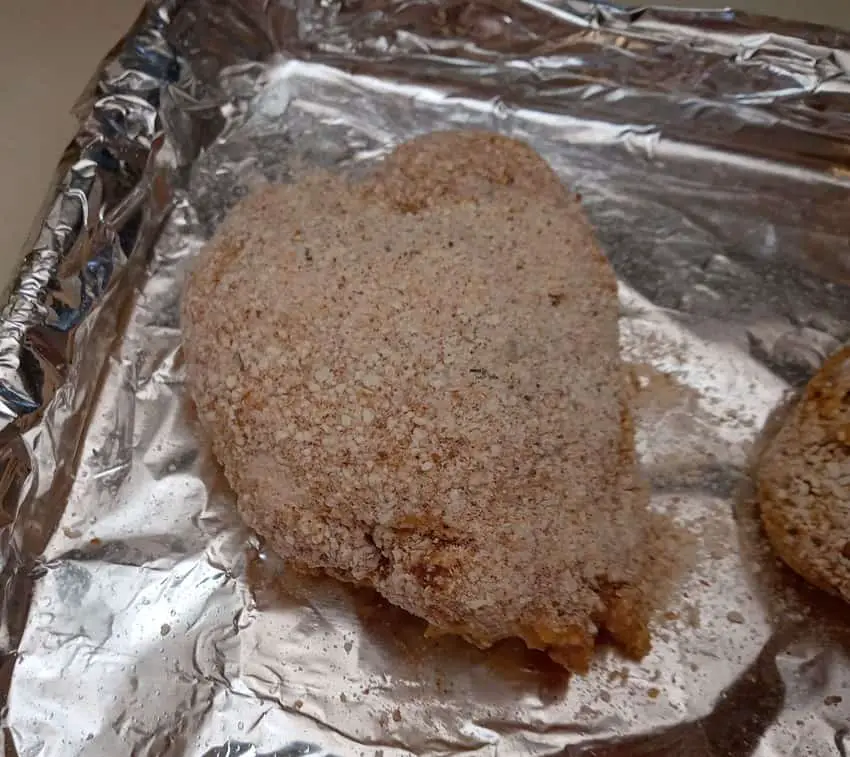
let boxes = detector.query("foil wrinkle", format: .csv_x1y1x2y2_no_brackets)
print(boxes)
1,1,850,756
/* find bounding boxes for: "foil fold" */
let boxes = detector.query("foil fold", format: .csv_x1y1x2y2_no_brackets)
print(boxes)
1,1,850,756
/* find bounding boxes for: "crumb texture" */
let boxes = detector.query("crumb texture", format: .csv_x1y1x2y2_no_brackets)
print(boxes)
182,131,675,671
757,345,850,602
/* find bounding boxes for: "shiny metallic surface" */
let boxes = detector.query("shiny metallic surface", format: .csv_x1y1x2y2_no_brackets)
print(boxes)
2,1,850,755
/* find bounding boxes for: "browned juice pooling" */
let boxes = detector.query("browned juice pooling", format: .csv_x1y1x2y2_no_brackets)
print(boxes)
181,131,678,672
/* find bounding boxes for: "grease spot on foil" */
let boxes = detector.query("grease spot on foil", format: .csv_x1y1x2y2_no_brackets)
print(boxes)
2,1,850,756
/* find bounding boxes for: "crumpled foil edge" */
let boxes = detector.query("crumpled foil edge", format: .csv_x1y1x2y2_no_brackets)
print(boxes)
2,1,850,755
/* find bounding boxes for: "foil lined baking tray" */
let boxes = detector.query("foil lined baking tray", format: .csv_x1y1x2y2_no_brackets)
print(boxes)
2,1,850,755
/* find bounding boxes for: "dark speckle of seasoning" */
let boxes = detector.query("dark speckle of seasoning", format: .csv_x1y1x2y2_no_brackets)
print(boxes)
304,248,313,262
549,292,564,307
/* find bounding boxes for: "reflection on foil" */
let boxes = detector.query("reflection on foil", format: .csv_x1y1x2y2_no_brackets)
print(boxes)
1,1,850,755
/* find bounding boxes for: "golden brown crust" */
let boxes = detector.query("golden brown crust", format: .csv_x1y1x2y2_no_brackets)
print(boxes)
182,131,673,672
756,345,850,602
361,130,569,213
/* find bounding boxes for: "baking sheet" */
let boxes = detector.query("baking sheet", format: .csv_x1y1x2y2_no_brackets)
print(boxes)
1,1,850,755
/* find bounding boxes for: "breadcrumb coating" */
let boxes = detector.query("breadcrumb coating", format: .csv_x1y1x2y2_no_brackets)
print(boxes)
182,132,676,671
757,345,850,603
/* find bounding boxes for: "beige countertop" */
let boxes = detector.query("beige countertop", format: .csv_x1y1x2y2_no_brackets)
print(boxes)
0,0,143,294
0,0,847,295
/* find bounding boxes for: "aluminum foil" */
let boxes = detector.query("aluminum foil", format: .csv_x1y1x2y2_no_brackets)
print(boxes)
2,1,850,755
